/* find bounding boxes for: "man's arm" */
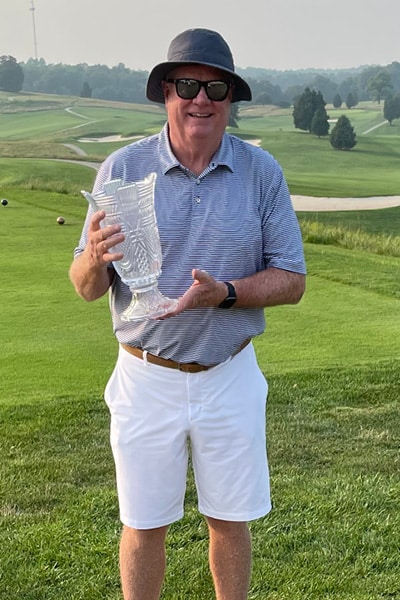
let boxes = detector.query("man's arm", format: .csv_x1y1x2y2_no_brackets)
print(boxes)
69,210,125,302
230,267,305,308
157,267,305,318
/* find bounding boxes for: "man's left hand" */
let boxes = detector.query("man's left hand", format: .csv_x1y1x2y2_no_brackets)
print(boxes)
155,269,227,319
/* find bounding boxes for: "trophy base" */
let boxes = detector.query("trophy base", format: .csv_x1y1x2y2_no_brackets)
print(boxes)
121,286,179,321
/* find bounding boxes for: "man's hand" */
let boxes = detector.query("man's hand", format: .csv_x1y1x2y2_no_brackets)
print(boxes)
69,211,125,301
86,210,125,267
156,269,227,319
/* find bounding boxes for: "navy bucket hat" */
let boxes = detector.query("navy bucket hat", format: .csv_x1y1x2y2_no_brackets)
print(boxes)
146,28,252,104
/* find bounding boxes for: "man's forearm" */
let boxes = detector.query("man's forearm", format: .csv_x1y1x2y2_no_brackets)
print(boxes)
69,253,114,302
232,267,306,308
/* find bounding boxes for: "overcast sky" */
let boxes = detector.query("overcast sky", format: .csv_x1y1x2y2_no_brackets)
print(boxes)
1,0,399,72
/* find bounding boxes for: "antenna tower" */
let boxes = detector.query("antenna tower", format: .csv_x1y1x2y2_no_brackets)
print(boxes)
30,0,38,60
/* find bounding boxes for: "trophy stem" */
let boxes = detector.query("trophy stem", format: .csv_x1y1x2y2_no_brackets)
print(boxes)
120,284,179,321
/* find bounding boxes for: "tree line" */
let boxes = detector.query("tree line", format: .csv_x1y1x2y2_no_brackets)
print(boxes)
1,55,400,111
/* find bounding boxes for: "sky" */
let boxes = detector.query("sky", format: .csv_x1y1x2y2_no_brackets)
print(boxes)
1,0,399,73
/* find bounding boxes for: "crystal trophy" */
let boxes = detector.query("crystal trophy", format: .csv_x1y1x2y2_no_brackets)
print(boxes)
82,172,178,321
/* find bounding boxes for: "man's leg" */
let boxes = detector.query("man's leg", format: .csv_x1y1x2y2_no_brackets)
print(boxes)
206,517,252,600
120,524,169,600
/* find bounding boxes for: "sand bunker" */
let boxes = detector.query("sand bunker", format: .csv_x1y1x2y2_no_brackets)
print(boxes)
78,135,144,143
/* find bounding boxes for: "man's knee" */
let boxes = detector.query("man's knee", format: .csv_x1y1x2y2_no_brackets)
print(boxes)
121,524,169,548
205,517,249,536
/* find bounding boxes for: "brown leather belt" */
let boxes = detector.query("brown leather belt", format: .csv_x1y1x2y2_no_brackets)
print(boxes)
121,339,251,373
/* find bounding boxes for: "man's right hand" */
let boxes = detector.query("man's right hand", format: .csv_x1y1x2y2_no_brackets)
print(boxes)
86,210,125,268
69,211,125,302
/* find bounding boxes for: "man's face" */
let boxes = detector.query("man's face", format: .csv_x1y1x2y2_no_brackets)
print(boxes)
162,64,233,145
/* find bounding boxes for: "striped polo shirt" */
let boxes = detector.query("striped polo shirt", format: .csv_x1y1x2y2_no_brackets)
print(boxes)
74,123,306,365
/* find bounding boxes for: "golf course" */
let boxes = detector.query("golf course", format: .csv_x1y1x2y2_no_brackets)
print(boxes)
0,91,399,599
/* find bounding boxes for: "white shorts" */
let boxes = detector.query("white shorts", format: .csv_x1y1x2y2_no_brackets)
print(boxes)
104,342,271,529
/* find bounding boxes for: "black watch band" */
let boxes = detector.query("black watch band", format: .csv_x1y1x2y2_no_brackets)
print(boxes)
218,281,237,309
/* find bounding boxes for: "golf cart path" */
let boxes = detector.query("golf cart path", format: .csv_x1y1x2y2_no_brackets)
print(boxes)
291,195,400,211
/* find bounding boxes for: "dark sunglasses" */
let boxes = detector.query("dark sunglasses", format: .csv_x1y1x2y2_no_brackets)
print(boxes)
166,78,232,102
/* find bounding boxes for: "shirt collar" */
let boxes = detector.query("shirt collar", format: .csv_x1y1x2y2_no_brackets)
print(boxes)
158,123,234,175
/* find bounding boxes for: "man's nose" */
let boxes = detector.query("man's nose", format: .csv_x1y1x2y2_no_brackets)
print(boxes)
194,86,210,102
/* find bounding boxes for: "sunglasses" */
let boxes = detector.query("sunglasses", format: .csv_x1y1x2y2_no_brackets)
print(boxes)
166,78,232,102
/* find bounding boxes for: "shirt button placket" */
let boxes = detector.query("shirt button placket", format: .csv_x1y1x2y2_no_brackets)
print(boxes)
194,178,201,206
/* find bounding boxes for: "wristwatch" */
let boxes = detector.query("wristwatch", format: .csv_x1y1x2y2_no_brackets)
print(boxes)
218,281,237,309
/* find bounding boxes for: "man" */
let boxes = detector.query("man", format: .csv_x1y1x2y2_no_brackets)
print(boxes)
70,28,306,600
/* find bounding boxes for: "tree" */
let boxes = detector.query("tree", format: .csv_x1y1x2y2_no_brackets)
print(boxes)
285,84,306,106
388,62,400,93
383,94,400,125
80,81,92,98
366,70,393,104
310,75,338,104
20,58,149,103
346,92,357,109
0,55,24,92
333,93,342,108
248,78,284,106
254,91,272,105
338,76,359,104
292,87,326,132
311,106,330,137
330,115,357,150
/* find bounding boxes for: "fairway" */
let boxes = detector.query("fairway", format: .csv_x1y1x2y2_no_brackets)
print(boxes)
0,95,399,599
258,270,400,375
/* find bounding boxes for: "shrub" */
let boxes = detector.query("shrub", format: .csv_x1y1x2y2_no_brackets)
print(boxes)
330,115,357,150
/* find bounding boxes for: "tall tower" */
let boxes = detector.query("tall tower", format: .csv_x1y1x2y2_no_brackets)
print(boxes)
30,0,38,60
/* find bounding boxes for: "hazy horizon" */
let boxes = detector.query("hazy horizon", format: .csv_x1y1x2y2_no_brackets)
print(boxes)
1,0,399,73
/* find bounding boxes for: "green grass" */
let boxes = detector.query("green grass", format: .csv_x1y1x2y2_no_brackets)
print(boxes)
1,183,399,599
1,94,400,196
0,159,96,193
0,98,165,144
238,101,387,135
251,362,400,600
1,100,400,598
251,132,400,197
2,130,400,197
1,364,399,599
234,102,400,197
300,219,400,256
0,93,166,161
297,205,400,237
0,109,85,140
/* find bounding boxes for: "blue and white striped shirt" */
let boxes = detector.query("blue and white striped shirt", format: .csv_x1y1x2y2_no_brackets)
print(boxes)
74,123,306,365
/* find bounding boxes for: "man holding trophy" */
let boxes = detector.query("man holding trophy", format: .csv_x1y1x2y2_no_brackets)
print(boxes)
70,28,306,600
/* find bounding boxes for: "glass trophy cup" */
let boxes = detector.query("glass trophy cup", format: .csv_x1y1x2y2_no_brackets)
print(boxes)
82,172,178,321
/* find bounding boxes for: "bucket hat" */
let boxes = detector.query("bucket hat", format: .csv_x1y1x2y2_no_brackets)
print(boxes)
146,28,252,104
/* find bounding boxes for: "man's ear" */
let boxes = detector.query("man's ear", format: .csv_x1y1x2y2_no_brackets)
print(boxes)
161,80,169,101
